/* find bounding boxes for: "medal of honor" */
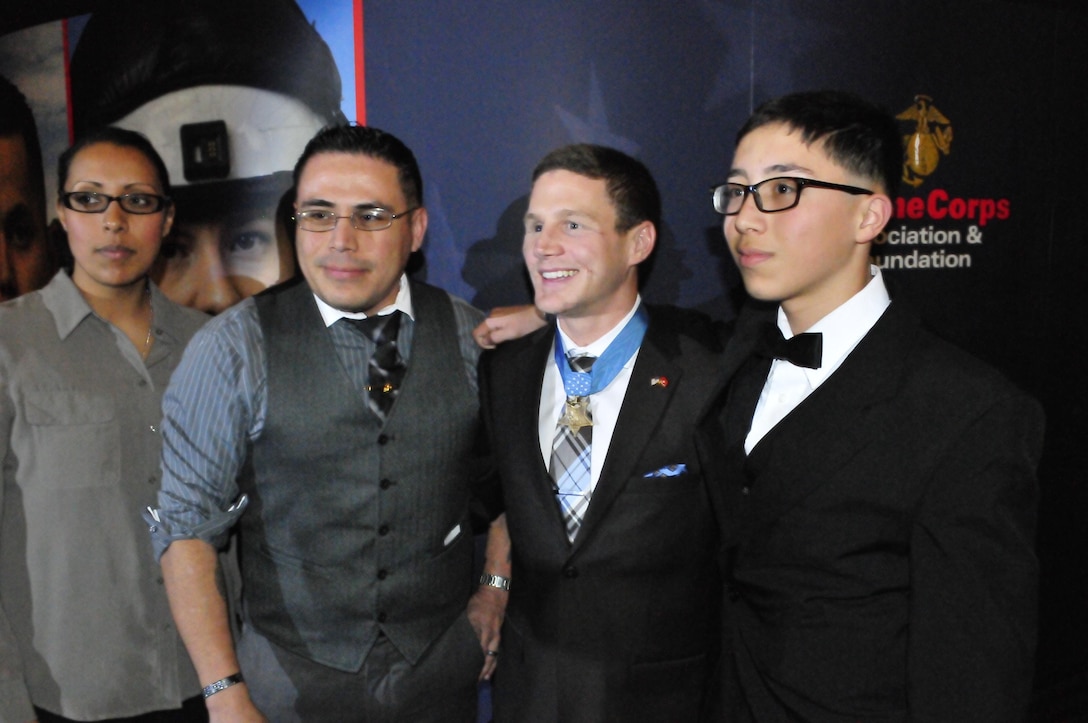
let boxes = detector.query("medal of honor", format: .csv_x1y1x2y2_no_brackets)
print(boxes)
559,396,593,433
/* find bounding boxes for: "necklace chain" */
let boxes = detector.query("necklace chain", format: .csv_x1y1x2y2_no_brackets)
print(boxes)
141,284,154,359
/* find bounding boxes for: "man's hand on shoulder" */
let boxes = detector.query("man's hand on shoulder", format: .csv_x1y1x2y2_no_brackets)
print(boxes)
472,305,547,349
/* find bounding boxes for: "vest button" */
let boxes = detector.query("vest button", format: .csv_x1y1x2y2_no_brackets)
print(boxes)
380,478,393,490
378,434,390,445
377,569,388,580
562,565,579,579
379,525,390,536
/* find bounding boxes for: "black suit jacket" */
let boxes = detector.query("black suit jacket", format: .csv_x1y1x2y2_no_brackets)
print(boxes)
480,305,727,723
698,301,1043,722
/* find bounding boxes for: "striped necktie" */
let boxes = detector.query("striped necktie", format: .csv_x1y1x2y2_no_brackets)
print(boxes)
550,354,596,542
346,312,406,419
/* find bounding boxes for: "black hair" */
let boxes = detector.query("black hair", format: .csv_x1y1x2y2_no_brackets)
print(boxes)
293,124,424,208
57,126,172,198
737,90,902,199
532,144,662,233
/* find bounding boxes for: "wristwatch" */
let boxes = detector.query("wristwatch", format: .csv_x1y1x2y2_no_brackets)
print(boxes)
479,572,511,591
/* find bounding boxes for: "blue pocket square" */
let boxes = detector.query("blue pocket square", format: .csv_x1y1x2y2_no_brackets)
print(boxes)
644,463,687,478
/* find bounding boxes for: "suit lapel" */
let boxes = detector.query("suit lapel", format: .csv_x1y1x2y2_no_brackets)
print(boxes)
572,332,681,551
504,327,573,541
736,303,918,541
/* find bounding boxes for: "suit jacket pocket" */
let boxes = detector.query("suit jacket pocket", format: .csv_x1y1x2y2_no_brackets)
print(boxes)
623,653,711,722
624,466,699,495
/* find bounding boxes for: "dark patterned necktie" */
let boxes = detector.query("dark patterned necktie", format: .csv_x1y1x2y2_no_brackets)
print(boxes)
550,354,597,542
347,312,406,419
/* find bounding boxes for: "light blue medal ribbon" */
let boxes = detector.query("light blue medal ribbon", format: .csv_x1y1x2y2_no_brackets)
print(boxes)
553,304,649,397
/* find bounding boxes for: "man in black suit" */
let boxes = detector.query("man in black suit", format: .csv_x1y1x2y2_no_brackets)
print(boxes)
477,144,724,721
700,90,1043,721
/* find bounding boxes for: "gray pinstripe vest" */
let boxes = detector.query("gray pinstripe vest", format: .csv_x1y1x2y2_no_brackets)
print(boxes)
245,279,479,672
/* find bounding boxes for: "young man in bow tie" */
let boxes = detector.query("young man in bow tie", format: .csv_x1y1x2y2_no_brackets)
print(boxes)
476,144,726,721
700,90,1043,721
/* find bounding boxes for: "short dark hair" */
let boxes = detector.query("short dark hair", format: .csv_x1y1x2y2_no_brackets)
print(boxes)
532,144,661,233
737,90,902,199
292,124,424,208
0,75,45,206
57,126,172,198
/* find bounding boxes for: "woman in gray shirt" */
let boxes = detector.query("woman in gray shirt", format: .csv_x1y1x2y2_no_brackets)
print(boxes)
0,127,208,722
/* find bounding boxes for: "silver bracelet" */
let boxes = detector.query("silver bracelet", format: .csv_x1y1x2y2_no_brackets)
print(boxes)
202,672,245,699
479,573,511,591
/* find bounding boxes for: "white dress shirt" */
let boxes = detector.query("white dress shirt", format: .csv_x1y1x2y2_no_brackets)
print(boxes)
314,274,415,326
537,299,642,492
746,267,892,453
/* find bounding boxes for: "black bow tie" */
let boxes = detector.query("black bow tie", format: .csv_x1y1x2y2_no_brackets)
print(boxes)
754,322,823,369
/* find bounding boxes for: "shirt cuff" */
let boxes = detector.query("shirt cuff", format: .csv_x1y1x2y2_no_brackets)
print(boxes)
144,494,249,560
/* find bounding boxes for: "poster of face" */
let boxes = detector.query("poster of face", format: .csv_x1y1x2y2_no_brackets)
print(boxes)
1,0,357,313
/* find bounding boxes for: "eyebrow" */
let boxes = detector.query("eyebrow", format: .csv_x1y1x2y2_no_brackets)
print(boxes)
66,180,161,192
297,199,387,210
728,163,816,180
525,208,594,223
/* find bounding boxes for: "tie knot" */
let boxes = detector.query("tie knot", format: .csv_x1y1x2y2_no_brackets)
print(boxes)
567,354,597,373
347,312,401,344
754,323,822,369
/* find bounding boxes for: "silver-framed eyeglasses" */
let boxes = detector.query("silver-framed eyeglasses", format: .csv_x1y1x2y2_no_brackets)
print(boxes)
710,176,873,215
61,191,171,215
294,206,419,232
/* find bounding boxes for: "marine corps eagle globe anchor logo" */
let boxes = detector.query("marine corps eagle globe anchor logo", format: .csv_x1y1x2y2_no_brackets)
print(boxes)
897,95,953,188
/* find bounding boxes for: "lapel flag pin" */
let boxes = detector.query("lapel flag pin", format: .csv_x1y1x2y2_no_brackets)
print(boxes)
650,376,668,388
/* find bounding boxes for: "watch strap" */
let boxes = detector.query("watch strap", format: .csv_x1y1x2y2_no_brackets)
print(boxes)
479,572,511,591
202,672,245,699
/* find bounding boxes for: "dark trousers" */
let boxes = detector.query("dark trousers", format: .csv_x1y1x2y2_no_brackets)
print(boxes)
238,613,481,722
34,696,207,723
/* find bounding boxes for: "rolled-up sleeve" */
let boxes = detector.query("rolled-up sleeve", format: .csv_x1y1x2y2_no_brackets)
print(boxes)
147,301,265,559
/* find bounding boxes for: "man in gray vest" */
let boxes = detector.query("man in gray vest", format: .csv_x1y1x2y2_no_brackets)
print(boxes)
148,125,502,722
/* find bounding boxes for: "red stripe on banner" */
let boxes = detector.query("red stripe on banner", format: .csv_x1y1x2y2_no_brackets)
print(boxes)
355,0,366,125
62,18,73,144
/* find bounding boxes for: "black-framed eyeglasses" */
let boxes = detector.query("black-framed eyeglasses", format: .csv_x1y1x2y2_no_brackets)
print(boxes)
61,191,171,215
294,207,419,233
710,176,873,216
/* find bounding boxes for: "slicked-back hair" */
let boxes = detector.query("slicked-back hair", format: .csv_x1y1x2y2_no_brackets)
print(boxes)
0,75,45,206
293,124,423,208
737,90,902,200
57,126,172,198
532,144,661,234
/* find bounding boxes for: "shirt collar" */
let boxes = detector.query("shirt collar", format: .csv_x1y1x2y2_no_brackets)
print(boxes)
778,265,891,385
40,271,93,340
314,274,415,327
557,295,642,360
39,271,183,344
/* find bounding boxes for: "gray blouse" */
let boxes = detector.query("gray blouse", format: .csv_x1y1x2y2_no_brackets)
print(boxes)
0,272,207,721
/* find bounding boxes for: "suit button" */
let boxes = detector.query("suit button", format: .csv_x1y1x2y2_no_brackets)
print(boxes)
562,565,579,579
377,569,388,580
741,486,750,496
377,434,390,445
380,478,393,489
727,588,740,602
377,612,387,623
379,525,390,536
